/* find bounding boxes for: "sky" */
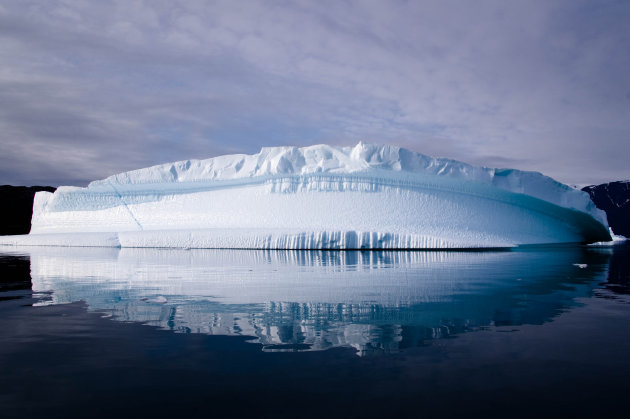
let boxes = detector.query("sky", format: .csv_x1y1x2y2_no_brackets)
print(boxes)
0,0,629,187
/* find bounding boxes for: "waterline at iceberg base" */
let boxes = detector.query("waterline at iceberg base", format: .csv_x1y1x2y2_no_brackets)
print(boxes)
0,143,611,249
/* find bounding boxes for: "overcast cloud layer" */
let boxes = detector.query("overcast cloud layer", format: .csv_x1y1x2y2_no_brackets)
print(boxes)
1,0,629,187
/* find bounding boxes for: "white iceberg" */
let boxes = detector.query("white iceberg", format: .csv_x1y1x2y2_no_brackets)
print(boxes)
0,143,611,249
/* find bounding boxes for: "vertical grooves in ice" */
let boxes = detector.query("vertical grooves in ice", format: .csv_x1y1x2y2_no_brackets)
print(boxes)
111,230,501,249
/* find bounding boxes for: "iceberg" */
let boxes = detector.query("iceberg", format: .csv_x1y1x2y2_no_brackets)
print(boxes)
0,143,611,249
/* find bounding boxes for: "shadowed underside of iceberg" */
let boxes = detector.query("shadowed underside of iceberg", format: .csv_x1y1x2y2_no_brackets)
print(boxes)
1,143,611,249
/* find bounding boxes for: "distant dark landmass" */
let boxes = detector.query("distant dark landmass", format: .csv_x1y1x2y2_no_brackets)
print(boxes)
583,181,630,237
0,186,56,235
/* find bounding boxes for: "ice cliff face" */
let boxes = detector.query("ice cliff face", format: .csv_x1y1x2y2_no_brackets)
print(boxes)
8,143,611,248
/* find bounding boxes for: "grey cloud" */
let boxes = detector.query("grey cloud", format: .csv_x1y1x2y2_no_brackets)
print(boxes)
0,0,628,186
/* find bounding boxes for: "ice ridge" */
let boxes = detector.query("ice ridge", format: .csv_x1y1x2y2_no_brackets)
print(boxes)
90,142,598,214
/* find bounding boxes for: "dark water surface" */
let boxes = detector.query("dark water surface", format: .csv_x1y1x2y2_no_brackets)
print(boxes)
1,245,630,418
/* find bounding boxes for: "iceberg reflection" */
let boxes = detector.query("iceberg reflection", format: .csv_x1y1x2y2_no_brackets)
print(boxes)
4,246,611,355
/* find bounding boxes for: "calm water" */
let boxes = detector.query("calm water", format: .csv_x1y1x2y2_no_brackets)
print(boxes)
1,244,630,418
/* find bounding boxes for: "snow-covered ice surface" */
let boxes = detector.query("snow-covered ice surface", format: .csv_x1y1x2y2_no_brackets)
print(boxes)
0,143,611,249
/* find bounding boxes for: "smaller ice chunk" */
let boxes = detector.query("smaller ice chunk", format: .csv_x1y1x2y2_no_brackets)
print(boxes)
142,296,167,304
587,228,628,247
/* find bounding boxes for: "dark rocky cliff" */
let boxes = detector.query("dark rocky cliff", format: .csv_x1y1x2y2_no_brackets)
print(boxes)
0,186,56,235
582,181,630,237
